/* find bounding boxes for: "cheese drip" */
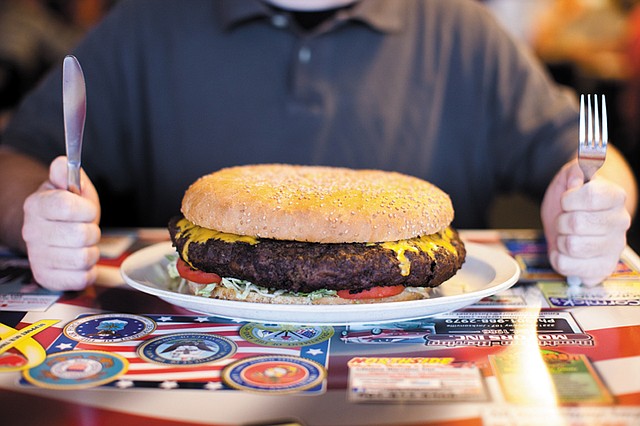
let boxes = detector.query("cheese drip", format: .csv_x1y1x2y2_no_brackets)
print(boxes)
378,228,457,276
176,217,456,276
176,217,259,267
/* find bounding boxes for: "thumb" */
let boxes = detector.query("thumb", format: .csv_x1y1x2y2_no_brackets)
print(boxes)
48,156,101,212
49,156,71,190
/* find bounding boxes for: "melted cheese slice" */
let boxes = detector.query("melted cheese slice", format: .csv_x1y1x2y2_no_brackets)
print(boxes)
176,218,258,267
378,228,457,276
175,218,457,276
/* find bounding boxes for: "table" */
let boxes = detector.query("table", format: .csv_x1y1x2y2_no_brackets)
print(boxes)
1,229,639,426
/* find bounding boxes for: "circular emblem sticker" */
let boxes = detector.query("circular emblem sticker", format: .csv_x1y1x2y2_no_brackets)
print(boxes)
137,332,237,366
222,355,326,394
23,350,129,389
239,323,333,347
63,313,156,344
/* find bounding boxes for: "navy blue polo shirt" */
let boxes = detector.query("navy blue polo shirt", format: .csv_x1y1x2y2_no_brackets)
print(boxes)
1,0,577,228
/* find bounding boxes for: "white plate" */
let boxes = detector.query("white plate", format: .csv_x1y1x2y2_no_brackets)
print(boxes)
120,242,520,325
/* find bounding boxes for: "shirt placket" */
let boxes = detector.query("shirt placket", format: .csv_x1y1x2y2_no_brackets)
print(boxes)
289,36,319,113
268,11,335,115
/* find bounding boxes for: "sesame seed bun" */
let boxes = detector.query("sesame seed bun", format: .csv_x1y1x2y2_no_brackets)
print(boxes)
181,164,454,243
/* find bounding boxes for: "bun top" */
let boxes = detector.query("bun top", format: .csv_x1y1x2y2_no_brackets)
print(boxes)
181,164,454,243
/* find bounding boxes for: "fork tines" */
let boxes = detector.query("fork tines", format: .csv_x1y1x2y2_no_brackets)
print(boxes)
578,94,608,183
580,94,608,150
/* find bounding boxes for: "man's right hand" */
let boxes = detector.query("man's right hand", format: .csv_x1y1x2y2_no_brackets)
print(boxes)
22,156,101,291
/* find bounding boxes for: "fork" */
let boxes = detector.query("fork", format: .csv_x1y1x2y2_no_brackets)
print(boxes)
567,94,608,289
577,94,608,182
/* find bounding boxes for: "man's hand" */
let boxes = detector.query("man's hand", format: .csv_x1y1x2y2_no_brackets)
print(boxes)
541,159,631,286
22,156,101,291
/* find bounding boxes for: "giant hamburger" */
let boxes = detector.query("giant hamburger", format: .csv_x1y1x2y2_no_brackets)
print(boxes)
168,164,466,305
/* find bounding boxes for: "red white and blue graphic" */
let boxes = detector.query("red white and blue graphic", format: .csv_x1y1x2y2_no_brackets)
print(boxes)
34,314,331,393
137,332,237,366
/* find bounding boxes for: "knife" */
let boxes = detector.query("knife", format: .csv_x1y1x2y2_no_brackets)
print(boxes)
62,55,86,195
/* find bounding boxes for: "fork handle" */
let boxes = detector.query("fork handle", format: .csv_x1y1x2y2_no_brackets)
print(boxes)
566,275,581,287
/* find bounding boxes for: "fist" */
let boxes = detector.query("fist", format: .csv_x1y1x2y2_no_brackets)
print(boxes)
542,161,630,286
22,156,101,291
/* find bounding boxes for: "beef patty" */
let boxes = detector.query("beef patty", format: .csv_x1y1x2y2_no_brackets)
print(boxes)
168,215,466,294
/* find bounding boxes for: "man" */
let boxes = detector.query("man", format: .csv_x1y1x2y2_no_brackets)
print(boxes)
0,0,636,291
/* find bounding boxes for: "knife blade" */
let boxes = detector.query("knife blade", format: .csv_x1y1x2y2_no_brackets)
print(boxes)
62,55,86,195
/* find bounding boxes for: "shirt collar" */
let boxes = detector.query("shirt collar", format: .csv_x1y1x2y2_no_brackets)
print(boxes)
348,0,404,33
216,0,405,33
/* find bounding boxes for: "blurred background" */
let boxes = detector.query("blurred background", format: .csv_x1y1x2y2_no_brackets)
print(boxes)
0,0,116,129
0,0,638,249
483,0,640,252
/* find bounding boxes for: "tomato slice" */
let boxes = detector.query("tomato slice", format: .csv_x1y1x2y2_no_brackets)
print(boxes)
337,285,405,300
176,258,222,284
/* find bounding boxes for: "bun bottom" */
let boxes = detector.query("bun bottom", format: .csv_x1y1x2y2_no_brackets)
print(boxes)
187,282,432,305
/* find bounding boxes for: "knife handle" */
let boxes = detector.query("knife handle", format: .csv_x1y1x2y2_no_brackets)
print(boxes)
67,163,81,195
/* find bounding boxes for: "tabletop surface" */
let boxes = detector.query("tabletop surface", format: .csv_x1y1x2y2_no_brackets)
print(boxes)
1,229,639,426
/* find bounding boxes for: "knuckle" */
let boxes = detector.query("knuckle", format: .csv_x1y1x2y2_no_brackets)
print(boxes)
553,253,573,275
584,184,599,209
560,212,580,233
37,270,94,292
563,235,582,257
67,224,88,246
22,223,38,243
56,223,96,247
76,247,100,268
22,193,38,213
51,196,76,219
567,211,605,234
30,268,48,287
557,213,573,234
87,224,102,245
81,223,101,246
570,213,589,233
618,211,632,231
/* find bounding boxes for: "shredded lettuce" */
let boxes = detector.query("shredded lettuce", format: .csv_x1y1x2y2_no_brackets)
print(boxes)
166,255,337,301
166,254,181,279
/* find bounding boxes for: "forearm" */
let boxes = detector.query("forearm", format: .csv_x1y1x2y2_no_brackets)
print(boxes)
0,146,48,252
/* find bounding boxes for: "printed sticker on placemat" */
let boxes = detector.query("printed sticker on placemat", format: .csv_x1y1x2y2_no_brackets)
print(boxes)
490,349,614,405
221,355,326,394
63,313,156,344
0,257,61,311
424,310,593,348
240,323,334,347
539,281,640,308
137,332,237,366
23,350,128,389
347,357,487,403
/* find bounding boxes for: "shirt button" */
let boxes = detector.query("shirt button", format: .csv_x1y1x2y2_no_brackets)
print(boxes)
271,14,288,28
298,47,311,63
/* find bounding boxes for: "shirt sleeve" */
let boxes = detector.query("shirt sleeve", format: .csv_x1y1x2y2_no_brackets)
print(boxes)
470,3,579,199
